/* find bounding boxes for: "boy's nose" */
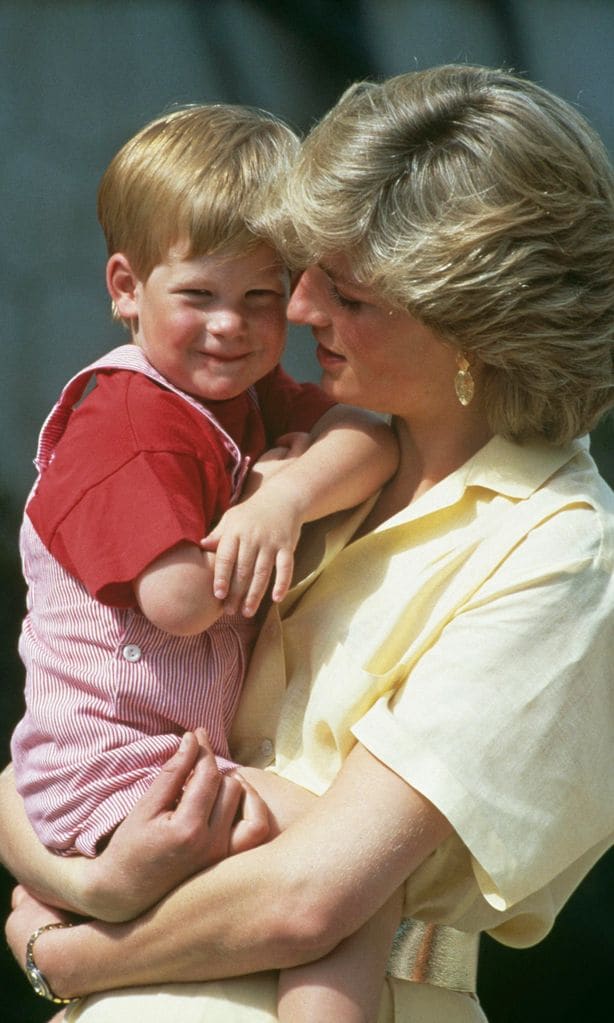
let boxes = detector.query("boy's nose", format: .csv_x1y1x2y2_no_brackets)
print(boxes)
287,270,329,328
206,306,247,337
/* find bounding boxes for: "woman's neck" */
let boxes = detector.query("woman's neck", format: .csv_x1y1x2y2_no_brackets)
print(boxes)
400,410,492,492
359,412,493,534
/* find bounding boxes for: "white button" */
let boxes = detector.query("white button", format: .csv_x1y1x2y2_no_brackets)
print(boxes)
122,644,142,662
260,738,274,758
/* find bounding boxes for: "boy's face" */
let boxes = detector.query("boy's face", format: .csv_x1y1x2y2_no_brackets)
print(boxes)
127,243,289,402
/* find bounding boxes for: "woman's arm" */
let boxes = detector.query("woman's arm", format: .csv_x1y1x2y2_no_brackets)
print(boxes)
0,733,271,922
0,764,90,914
6,737,452,999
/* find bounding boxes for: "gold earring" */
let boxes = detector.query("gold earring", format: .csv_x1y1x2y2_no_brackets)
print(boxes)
111,300,121,321
454,353,475,407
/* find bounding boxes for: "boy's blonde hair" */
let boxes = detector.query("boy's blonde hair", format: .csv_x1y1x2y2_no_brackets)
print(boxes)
98,104,299,281
283,65,614,444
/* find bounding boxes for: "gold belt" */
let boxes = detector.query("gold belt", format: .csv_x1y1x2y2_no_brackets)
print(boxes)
386,919,479,993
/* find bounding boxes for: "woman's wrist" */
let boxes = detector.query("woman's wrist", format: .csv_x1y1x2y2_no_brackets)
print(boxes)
72,852,137,922
25,922,80,1004
31,919,91,1000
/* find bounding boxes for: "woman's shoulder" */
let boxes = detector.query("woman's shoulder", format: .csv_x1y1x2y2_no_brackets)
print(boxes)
542,440,614,564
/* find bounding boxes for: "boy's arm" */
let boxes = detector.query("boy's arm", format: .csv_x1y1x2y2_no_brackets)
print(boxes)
278,888,403,1023
138,410,397,629
275,405,398,523
207,407,399,616
134,542,222,635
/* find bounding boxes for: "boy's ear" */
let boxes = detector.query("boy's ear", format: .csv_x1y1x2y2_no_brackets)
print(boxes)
106,253,140,320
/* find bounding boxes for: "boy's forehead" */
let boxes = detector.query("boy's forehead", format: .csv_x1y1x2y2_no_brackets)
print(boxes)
163,242,289,278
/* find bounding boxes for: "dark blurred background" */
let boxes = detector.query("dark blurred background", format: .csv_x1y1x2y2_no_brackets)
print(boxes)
1,2,612,1019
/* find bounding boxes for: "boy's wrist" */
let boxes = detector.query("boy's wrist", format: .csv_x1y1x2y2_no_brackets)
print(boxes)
251,473,310,528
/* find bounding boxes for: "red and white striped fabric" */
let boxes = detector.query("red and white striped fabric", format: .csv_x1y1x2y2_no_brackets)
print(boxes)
11,347,258,856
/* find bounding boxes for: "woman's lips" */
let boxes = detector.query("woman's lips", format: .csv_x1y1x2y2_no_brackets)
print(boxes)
316,343,346,369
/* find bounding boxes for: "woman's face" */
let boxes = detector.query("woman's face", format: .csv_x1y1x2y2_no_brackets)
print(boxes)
287,256,459,421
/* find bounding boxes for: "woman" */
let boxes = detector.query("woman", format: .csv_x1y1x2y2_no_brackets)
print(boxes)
3,64,614,1022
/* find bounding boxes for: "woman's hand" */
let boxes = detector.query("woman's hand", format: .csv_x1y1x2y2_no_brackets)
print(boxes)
5,886,87,1005
6,885,74,971
0,744,453,997
86,729,270,922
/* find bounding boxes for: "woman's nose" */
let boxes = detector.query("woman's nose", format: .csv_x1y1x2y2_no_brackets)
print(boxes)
287,270,329,327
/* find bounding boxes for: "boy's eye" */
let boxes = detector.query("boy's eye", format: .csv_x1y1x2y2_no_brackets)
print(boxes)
178,289,213,303
245,289,285,303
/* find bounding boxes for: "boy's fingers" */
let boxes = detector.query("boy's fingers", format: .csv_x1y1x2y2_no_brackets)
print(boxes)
199,525,220,551
223,540,260,614
240,550,275,617
271,549,294,604
213,535,240,600
274,432,311,458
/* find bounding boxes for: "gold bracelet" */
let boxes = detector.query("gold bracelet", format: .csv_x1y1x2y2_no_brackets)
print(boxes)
25,922,80,1004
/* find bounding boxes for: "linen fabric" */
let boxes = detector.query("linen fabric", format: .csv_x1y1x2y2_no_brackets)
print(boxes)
232,434,614,946
11,345,333,855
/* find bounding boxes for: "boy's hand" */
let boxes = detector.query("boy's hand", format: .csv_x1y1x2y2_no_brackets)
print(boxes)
201,433,311,617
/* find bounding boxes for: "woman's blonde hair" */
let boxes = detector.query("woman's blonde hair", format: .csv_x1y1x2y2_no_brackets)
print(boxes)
98,104,299,281
284,65,614,443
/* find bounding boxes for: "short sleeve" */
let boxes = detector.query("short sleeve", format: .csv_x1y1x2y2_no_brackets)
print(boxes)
28,370,235,607
352,505,614,910
48,450,227,606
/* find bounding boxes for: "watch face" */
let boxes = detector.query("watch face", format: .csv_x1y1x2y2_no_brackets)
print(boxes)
24,922,77,1005
26,960,53,1000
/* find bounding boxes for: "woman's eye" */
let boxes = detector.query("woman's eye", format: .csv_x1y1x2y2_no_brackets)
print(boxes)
329,283,362,311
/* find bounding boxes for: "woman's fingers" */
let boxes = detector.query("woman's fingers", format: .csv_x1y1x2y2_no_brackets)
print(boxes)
173,729,226,827
137,731,219,822
6,887,73,969
204,774,245,863
228,778,270,855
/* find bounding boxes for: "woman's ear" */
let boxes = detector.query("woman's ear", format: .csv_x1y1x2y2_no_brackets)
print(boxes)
106,253,140,321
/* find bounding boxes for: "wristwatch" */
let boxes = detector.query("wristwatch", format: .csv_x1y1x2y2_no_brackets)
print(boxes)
25,922,79,1004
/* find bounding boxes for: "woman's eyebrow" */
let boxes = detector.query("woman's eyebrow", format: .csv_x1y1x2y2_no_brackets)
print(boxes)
317,262,367,291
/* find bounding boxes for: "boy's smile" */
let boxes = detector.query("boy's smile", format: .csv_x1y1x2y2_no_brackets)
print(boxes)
112,243,289,402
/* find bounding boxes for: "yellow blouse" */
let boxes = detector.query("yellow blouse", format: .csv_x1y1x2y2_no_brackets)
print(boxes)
232,434,614,948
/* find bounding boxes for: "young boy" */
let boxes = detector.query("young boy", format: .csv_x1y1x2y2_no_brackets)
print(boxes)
11,106,400,1020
